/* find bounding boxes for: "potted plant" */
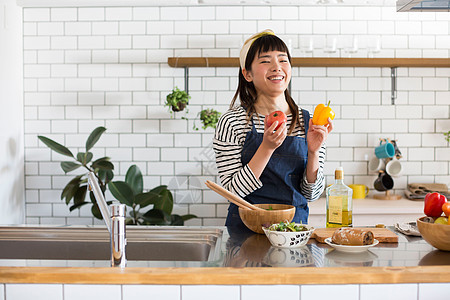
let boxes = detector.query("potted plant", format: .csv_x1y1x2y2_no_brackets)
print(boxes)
194,108,221,131
444,131,450,143
165,86,190,113
38,127,196,225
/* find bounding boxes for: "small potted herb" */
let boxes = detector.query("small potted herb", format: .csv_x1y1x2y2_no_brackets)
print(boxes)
444,131,450,143
165,86,190,113
195,108,221,131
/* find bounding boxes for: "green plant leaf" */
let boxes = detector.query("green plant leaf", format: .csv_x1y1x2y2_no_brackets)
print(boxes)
170,214,184,226
128,210,142,225
38,136,74,158
108,181,134,207
134,191,161,208
125,165,143,195
76,152,93,165
61,175,83,202
61,161,82,173
88,192,113,220
91,203,102,219
85,152,93,164
153,189,173,215
444,131,450,143
181,214,197,222
69,201,89,212
85,126,106,152
165,86,190,110
89,191,96,203
98,169,114,184
92,156,110,164
76,152,84,163
199,109,221,130
92,159,114,171
63,182,81,205
73,185,88,205
149,185,168,195
142,208,170,225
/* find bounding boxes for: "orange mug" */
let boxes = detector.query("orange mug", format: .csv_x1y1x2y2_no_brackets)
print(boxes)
349,184,369,199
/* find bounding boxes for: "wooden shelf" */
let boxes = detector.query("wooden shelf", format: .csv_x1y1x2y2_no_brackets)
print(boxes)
168,57,450,68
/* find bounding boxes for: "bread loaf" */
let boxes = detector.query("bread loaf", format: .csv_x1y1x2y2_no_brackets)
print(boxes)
331,228,374,246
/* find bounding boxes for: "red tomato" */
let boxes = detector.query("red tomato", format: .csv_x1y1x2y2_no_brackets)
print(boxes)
424,192,447,217
442,202,450,218
266,111,287,131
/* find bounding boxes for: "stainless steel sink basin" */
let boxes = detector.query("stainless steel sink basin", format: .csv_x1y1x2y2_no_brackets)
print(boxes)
0,226,223,262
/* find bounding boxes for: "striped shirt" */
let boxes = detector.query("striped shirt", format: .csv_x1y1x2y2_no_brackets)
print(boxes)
213,106,326,202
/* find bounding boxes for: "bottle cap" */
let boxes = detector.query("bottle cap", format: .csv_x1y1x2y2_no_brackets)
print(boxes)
335,167,343,180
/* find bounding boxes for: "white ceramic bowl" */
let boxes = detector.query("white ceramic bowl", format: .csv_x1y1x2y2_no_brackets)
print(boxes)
262,224,315,248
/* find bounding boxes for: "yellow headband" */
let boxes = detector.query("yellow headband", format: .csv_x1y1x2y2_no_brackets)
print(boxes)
239,29,275,70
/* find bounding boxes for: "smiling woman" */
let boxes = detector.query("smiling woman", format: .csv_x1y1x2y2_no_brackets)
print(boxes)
213,30,333,230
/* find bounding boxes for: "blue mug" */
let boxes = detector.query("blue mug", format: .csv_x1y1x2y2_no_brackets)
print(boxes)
375,141,395,159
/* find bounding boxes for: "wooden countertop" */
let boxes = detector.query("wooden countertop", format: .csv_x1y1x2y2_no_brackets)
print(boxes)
1,266,450,285
0,199,444,286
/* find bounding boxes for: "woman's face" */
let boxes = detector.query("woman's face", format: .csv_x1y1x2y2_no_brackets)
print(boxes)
244,50,291,98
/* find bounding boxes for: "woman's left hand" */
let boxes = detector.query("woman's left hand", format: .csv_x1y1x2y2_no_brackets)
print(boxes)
307,117,333,154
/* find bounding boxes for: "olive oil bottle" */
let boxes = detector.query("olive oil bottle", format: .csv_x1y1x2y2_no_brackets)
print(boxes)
326,167,353,228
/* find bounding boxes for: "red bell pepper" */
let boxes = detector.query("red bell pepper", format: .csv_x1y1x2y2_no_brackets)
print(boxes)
424,192,447,218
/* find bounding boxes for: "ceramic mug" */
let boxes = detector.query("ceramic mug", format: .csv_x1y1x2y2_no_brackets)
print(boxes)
374,172,394,192
386,158,402,177
368,156,385,173
349,184,369,199
375,141,395,159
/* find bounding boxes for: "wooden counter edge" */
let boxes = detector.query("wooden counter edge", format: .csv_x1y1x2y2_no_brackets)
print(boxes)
1,266,449,285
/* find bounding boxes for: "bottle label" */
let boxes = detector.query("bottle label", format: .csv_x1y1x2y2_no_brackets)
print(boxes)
328,196,342,224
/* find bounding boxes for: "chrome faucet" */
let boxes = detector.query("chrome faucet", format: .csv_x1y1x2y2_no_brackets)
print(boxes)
87,172,127,268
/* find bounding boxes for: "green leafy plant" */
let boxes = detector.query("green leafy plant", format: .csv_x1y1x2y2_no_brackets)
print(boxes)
444,131,450,143
38,127,196,225
165,86,190,113
194,108,221,131
108,165,196,225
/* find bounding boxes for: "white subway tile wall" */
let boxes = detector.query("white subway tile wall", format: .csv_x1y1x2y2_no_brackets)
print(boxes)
23,5,450,225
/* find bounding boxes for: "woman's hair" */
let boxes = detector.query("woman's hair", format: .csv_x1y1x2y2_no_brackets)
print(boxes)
230,34,301,135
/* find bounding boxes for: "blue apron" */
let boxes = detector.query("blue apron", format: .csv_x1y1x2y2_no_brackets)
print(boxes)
225,109,311,227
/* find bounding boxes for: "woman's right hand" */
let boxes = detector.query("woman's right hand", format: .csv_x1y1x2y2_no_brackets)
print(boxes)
262,116,287,151
247,116,287,179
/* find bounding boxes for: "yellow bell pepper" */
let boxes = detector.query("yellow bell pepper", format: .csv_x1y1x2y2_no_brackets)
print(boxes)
312,100,335,125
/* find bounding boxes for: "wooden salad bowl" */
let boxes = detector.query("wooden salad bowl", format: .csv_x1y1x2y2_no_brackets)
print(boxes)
239,203,295,234
417,216,450,251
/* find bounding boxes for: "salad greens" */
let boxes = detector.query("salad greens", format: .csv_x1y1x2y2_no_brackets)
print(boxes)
266,221,308,232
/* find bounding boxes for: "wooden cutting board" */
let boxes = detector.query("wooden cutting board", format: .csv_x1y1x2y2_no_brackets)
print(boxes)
312,227,398,243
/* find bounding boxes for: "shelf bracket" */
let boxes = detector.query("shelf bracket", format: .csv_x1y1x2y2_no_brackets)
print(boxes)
184,67,189,95
390,67,397,105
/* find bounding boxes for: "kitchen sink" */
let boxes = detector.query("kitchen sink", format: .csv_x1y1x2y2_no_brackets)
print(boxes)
0,226,223,262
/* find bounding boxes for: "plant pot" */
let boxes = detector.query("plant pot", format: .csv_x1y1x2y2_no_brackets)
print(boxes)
171,101,187,112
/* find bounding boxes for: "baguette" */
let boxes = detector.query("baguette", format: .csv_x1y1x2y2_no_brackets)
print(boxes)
331,228,374,246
